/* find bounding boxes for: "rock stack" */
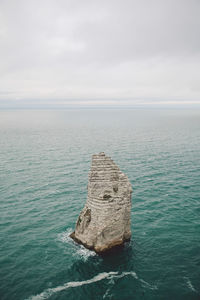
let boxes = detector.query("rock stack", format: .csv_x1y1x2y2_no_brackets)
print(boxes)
70,152,132,254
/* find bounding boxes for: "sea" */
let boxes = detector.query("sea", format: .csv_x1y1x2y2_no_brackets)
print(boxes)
0,108,200,300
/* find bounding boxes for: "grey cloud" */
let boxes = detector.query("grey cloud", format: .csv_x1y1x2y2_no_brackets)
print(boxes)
79,0,200,62
0,0,199,105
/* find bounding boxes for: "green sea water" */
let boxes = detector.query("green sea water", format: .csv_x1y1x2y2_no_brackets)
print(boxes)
0,109,200,300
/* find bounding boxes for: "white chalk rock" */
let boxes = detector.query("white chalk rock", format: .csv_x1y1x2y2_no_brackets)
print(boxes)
70,152,132,254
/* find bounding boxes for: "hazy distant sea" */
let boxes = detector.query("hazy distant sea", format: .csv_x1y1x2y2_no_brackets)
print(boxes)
0,109,200,300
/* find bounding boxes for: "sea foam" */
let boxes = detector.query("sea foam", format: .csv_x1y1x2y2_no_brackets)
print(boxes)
57,228,96,260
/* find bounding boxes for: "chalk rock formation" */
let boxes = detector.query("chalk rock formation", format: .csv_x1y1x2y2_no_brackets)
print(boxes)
70,152,132,254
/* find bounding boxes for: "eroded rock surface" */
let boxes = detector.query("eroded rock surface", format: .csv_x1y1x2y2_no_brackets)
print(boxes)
70,152,132,254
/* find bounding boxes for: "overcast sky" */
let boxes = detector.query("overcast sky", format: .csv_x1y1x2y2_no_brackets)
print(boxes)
0,0,200,107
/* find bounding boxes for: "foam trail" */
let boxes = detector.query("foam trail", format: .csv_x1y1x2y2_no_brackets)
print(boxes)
26,270,157,299
115,272,157,290
120,271,138,279
26,272,118,300
108,271,138,280
101,270,139,299
186,278,197,293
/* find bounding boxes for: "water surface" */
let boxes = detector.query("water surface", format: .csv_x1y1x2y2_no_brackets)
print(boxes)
0,109,200,300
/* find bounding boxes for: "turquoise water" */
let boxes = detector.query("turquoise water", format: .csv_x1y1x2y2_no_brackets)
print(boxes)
0,109,200,300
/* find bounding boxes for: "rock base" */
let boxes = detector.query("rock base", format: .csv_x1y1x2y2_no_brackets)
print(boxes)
70,231,131,254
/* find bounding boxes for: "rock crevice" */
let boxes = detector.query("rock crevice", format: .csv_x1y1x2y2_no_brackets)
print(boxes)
70,152,132,254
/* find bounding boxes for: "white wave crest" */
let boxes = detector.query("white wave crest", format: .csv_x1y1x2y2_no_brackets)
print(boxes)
57,228,73,244
26,272,118,300
57,228,96,260
76,245,96,260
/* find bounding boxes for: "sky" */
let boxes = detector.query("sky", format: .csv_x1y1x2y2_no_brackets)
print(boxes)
0,0,200,108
